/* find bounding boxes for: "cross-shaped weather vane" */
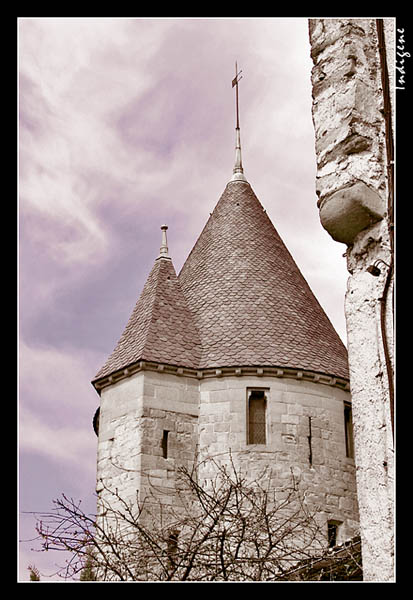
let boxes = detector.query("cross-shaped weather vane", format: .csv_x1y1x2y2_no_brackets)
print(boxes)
230,62,247,182
232,61,243,130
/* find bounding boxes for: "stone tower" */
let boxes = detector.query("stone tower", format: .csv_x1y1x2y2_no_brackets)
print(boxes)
91,67,359,571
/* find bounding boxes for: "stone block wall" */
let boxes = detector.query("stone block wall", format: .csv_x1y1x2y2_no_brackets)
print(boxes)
96,370,199,512
96,368,359,550
198,374,359,545
308,18,394,581
309,19,388,245
94,366,363,586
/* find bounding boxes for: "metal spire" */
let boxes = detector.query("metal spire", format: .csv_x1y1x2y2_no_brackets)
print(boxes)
157,224,171,259
230,61,247,182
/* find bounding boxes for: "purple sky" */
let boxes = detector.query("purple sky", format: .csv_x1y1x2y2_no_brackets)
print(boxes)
18,17,350,580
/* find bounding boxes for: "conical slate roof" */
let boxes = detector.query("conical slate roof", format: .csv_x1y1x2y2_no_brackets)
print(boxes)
94,180,349,383
94,67,348,385
178,180,349,379
94,255,202,380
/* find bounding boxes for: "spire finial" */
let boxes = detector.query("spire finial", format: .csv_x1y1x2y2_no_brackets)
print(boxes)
230,61,247,182
157,224,170,259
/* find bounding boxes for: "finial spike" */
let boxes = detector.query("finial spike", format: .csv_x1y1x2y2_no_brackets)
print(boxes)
230,62,247,182
157,224,170,259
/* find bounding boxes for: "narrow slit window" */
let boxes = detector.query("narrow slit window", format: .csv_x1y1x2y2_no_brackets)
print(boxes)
167,530,179,566
327,522,338,548
344,402,354,458
162,430,169,459
327,520,342,548
248,390,267,445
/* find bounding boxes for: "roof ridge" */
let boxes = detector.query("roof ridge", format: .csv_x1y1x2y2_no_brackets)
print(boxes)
143,256,174,356
141,257,202,369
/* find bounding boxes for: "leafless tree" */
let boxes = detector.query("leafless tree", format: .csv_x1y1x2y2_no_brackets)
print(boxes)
30,455,361,581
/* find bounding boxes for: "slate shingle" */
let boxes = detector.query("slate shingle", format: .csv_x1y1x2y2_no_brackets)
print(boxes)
178,181,349,379
94,257,202,380
94,179,349,382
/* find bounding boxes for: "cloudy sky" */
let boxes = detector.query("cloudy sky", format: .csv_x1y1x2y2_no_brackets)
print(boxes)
18,17,350,580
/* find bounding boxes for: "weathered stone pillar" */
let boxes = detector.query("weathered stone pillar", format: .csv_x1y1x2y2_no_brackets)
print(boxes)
308,18,394,581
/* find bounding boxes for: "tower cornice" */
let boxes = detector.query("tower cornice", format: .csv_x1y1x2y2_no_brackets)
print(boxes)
92,359,350,394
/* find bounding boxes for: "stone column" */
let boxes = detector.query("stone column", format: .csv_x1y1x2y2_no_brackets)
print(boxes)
308,18,394,581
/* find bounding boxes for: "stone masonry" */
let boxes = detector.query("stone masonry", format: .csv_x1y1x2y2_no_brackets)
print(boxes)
96,370,199,510
96,365,359,548
308,18,394,581
198,373,358,542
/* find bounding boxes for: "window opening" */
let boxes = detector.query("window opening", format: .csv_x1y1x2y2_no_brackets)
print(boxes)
344,402,354,458
248,390,267,444
327,521,341,548
162,430,169,459
167,530,179,566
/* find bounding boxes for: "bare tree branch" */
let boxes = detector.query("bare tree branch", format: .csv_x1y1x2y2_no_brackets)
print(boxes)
29,454,361,581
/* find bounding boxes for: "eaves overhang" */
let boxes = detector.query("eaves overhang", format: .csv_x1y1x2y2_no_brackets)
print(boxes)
92,359,350,396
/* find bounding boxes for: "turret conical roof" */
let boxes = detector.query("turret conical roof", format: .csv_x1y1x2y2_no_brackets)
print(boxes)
178,180,349,379
94,253,202,381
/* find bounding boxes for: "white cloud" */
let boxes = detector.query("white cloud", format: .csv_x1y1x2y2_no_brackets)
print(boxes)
19,340,100,469
18,18,163,268
19,406,96,474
